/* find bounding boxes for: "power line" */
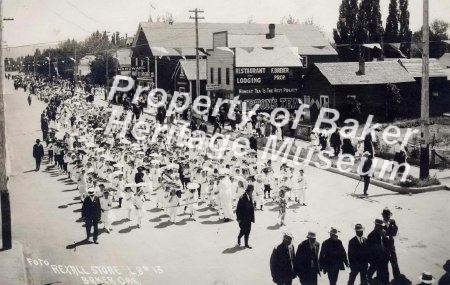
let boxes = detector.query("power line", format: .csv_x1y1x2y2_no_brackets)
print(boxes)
62,0,107,28
38,0,92,34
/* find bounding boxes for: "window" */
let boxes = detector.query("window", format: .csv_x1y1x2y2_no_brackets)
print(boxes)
226,68,230,85
218,68,222,84
320,95,329,108
210,67,214,84
179,87,185,93
302,56,308,68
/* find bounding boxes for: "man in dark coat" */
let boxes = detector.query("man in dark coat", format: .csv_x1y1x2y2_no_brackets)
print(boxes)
81,190,101,244
367,219,391,285
439,260,450,285
270,232,296,285
294,232,321,285
330,129,342,157
360,151,373,196
134,167,145,184
347,224,369,285
382,207,401,280
319,227,349,285
32,139,45,171
236,184,255,249
249,133,258,152
41,118,49,141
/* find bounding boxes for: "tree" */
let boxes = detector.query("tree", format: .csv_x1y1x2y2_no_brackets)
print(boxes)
333,0,359,61
89,55,117,85
156,12,175,24
384,0,399,43
246,16,255,24
386,83,402,121
356,0,384,59
411,19,449,58
399,0,412,56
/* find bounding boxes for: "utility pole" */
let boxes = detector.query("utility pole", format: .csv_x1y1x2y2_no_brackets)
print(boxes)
105,51,108,95
189,8,204,103
420,0,430,180
1,0,14,250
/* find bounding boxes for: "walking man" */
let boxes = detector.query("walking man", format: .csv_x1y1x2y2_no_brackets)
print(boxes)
347,224,369,285
367,219,391,285
360,151,373,196
270,232,296,285
382,207,401,280
81,190,101,244
236,184,255,249
32,139,45,171
319,227,349,285
294,232,321,285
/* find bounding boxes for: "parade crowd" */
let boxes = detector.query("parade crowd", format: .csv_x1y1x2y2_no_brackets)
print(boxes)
9,73,448,285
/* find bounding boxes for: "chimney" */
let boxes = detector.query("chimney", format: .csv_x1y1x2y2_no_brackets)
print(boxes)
358,60,365,75
266,24,275,39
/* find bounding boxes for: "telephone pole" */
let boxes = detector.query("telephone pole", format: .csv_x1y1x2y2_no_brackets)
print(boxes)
1,0,13,250
189,8,204,103
420,0,430,179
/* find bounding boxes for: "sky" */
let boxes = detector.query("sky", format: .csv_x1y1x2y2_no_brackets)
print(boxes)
3,0,450,58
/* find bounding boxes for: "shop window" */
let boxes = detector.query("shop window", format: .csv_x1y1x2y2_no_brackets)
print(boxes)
179,87,185,93
218,68,222,84
210,67,214,84
226,68,230,85
302,56,308,68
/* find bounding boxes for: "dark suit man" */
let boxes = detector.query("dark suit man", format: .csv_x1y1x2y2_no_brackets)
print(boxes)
249,134,258,152
236,185,255,249
270,233,296,285
32,139,45,171
294,232,321,285
382,208,401,280
367,219,391,285
360,152,373,196
347,224,369,285
320,228,349,285
81,190,101,244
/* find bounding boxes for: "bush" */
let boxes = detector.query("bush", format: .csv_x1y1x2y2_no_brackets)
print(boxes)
395,175,441,188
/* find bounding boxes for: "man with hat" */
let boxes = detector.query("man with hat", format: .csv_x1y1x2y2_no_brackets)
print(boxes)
360,151,373,196
439,260,450,285
236,184,255,249
367,219,391,285
270,232,296,285
294,231,321,285
347,224,369,285
319,227,349,285
81,189,101,244
382,207,401,280
418,272,435,285
32,139,45,171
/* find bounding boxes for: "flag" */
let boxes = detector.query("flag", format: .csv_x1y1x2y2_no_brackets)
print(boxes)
45,57,50,61
69,57,76,62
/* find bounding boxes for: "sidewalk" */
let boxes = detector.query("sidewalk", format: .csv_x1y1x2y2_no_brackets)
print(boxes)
0,239,28,285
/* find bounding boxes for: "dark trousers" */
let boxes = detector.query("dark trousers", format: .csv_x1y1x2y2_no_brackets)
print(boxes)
389,248,401,279
277,281,292,285
368,261,389,285
264,184,271,198
333,145,340,156
327,268,340,285
48,150,53,162
35,157,42,170
237,222,251,245
363,176,370,194
299,271,318,285
85,218,99,242
348,265,368,285
213,125,221,135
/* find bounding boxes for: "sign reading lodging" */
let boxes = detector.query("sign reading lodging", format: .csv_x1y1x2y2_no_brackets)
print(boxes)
234,66,301,111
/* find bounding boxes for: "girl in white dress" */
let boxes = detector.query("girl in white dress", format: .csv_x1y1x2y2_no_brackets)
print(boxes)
133,188,146,228
167,188,180,223
100,191,116,233
123,186,134,220
254,175,265,210
186,183,199,221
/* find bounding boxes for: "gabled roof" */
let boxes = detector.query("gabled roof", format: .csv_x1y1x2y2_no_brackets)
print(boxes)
116,48,132,66
179,59,207,80
438,53,450,68
235,47,302,68
398,58,447,78
227,34,292,48
134,22,337,55
314,61,415,85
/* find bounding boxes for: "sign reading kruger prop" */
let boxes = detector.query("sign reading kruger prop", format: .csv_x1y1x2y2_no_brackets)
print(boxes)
234,66,301,111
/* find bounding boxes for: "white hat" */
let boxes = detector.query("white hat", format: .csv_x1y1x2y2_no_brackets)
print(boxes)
186,182,200,190
218,168,230,175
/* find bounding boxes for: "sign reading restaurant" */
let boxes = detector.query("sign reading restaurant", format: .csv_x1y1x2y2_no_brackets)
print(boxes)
234,66,301,111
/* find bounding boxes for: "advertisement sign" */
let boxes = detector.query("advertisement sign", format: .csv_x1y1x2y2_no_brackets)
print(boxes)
234,66,301,110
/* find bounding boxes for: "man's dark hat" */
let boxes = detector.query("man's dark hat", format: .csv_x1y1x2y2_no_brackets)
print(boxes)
444,260,450,272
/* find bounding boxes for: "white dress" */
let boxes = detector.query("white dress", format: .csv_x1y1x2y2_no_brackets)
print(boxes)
100,196,116,224
133,195,146,218
217,177,234,220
